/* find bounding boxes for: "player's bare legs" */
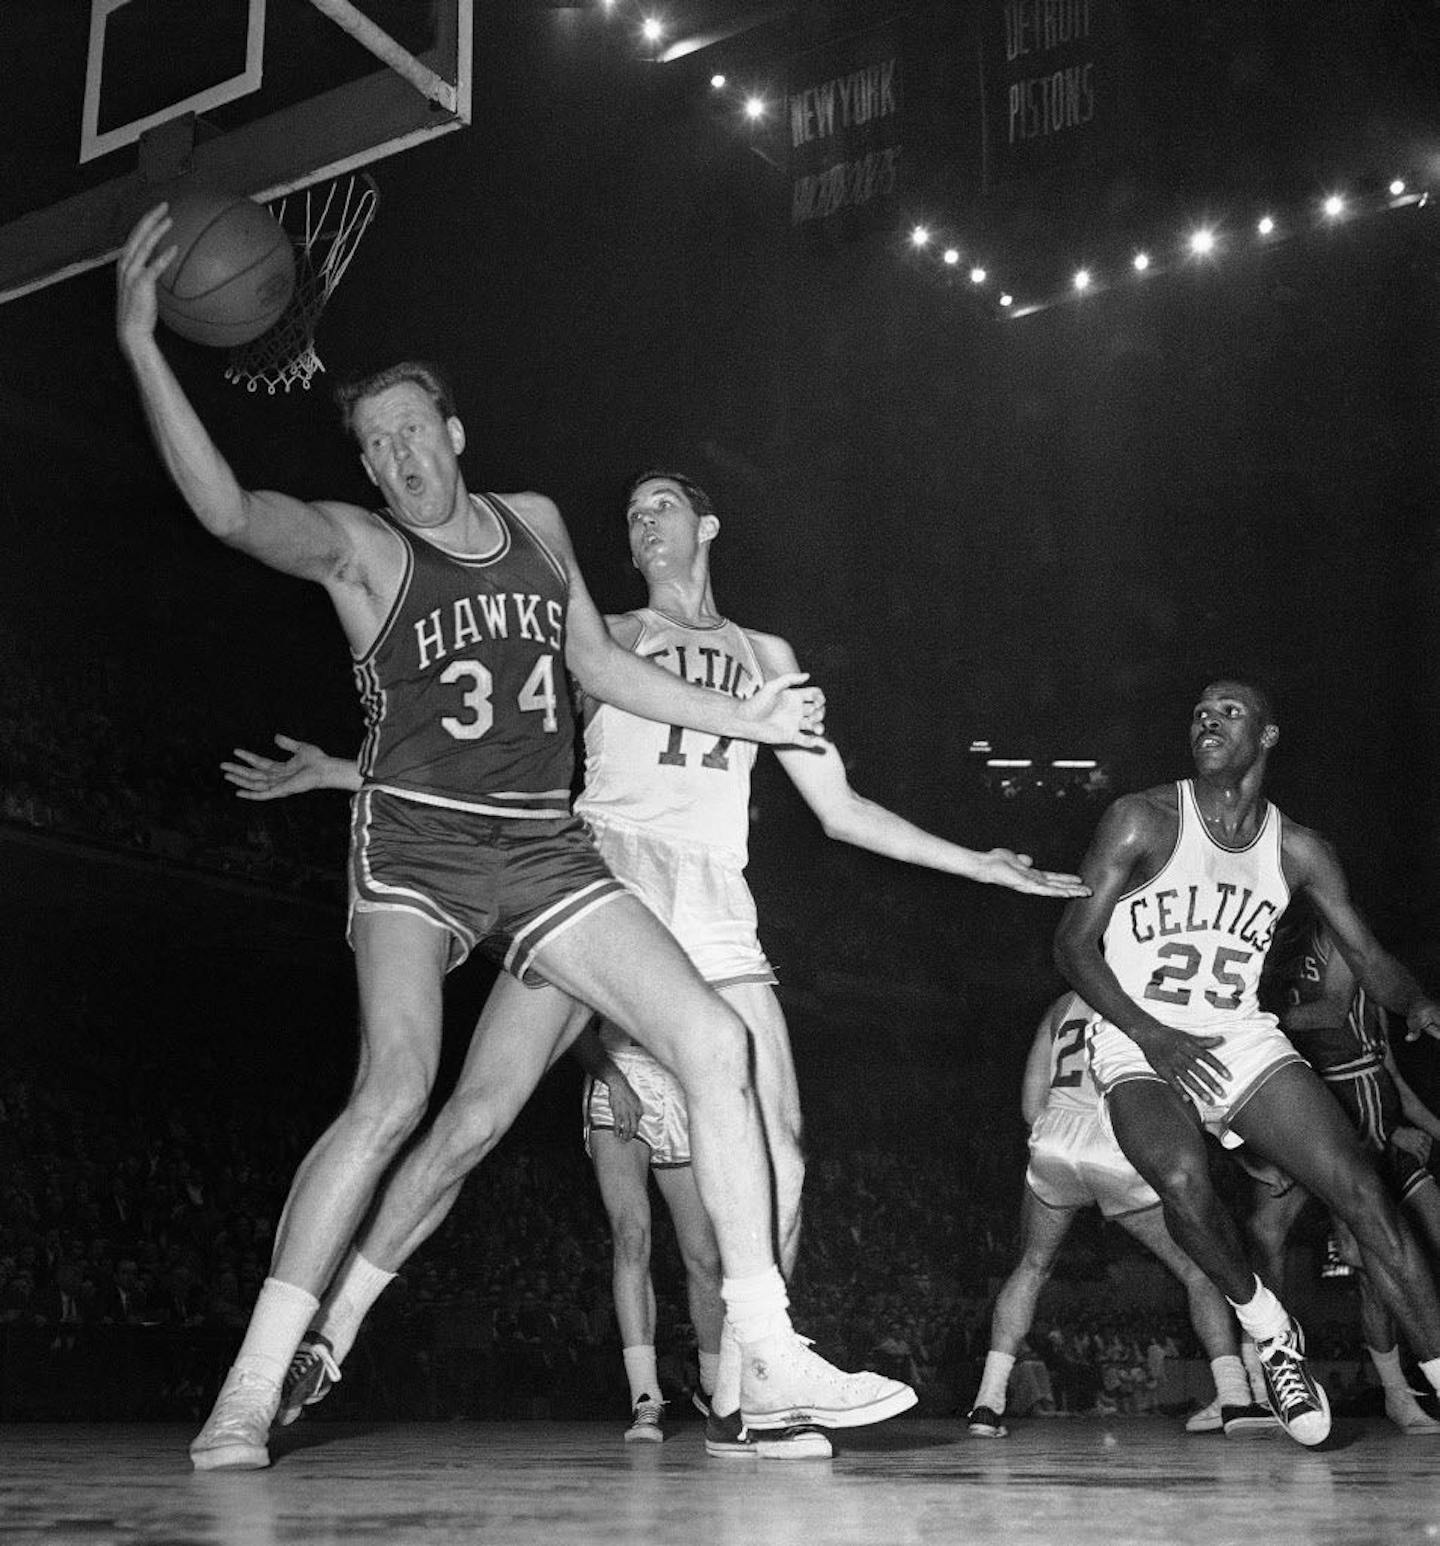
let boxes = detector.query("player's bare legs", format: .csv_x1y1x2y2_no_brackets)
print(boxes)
592,1129,663,1354
288,899,912,1438
271,912,449,1289
968,1191,1074,1436
1120,1207,1240,1362
1107,1075,1333,1444
1230,1065,1440,1359
535,896,915,1430
189,911,453,1469
650,1163,725,1359
358,979,581,1268
1107,1081,1258,1300
1244,1175,1310,1301
721,983,804,1274
988,1192,1074,1357
1402,1178,1440,1260
587,1125,723,1440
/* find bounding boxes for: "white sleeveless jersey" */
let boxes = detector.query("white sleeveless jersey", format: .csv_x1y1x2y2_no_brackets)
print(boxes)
1043,992,1102,1116
575,609,763,862
1102,779,1290,1032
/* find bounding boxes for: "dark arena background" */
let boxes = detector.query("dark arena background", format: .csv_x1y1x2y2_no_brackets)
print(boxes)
2,3,1440,1542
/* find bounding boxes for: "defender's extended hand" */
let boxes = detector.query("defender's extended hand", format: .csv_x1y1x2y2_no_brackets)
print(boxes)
1405,999,1440,1044
978,849,1090,898
220,734,354,800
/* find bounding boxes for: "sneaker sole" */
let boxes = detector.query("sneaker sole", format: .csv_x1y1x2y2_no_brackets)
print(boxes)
742,1381,917,1432
755,1429,833,1460
705,1439,758,1458
190,1443,270,1471
623,1430,664,1443
967,1425,1007,1438
1223,1416,1280,1437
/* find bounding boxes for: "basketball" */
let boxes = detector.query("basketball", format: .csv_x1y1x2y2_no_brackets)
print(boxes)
155,190,296,348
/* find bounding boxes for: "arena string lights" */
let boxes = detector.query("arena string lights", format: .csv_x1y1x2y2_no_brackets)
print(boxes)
903,177,1432,320
590,3,1435,321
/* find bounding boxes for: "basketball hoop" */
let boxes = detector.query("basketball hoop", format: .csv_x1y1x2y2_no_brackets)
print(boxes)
225,172,380,394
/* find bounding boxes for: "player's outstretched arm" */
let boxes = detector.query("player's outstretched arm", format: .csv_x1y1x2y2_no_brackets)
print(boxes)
221,734,361,800
753,633,1087,897
1285,824,1440,1043
520,497,825,746
1054,795,1227,1100
116,203,369,583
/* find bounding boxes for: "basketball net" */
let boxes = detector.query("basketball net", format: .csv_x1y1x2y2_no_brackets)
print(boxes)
225,173,380,394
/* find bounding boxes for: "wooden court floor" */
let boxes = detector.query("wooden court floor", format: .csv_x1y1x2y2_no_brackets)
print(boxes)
4,1413,1438,1546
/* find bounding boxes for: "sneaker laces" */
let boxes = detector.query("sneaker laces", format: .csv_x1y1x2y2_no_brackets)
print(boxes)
1262,1344,1312,1415
287,1340,340,1390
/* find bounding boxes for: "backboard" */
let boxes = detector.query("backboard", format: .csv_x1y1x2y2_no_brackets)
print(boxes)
0,0,471,303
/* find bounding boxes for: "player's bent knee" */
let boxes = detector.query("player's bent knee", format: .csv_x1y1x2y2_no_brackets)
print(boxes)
428,1096,512,1178
344,1074,431,1154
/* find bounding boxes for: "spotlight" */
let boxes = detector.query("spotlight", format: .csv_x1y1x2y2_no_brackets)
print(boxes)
969,266,987,284
641,16,663,43
1257,215,1275,236
1189,228,1216,256
1132,252,1150,271
942,248,960,265
1390,178,1407,197
711,74,727,90
999,293,1013,307
1322,194,1345,219
910,226,930,248
1073,269,1091,291
743,96,766,120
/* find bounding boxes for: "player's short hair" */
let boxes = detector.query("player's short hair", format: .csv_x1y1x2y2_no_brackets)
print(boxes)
334,361,457,442
623,468,716,524
1201,675,1277,729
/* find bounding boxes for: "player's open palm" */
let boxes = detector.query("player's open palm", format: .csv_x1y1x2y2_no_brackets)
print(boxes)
221,733,356,801
981,848,1090,898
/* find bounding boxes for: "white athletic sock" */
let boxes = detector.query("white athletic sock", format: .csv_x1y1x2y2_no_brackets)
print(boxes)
1211,1354,1250,1408
1227,1277,1289,1345
1240,1338,1268,1402
712,1319,742,1417
1418,1355,1440,1397
721,1266,791,1347
1367,1345,1409,1394
623,1345,661,1408
233,1277,320,1387
976,1350,1016,1413
698,1349,720,1398
314,1250,396,1365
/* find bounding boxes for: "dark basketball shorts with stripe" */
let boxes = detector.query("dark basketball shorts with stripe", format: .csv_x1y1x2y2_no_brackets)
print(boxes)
347,787,628,986
1325,1065,1435,1202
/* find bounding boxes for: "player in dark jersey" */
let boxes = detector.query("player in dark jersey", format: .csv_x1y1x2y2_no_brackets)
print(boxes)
118,204,911,1472
219,471,1088,1459
1244,910,1440,1432
1055,679,1440,1447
